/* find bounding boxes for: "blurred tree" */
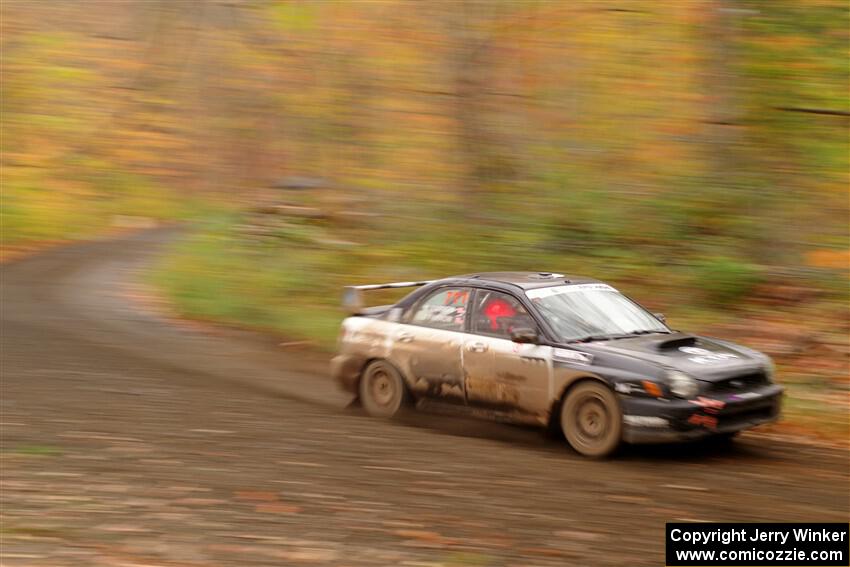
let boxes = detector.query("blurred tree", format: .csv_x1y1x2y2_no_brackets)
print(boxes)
2,0,846,273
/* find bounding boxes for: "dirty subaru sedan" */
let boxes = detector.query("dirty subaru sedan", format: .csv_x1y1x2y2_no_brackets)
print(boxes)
331,272,783,457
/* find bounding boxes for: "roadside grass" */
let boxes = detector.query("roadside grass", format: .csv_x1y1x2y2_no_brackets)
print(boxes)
1,161,195,257
774,381,850,443
8,444,62,456
149,214,344,349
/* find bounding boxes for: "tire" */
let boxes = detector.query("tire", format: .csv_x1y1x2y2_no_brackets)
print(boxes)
560,381,622,458
359,360,409,418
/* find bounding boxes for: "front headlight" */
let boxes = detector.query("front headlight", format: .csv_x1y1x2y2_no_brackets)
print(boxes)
666,370,699,399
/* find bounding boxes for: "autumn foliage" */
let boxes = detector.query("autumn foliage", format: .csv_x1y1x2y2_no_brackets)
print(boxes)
2,1,847,437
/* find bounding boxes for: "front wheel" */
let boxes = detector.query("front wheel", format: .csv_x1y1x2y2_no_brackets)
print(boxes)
359,360,409,418
561,381,622,458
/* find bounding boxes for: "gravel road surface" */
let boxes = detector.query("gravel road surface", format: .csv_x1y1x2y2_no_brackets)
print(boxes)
2,229,847,566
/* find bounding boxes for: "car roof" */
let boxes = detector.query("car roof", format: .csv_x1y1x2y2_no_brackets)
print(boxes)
447,271,604,291
392,271,609,311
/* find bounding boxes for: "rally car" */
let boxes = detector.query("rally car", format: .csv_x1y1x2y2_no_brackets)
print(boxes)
331,272,783,457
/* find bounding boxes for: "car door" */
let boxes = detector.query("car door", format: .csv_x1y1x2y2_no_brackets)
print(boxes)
390,287,471,403
463,289,552,416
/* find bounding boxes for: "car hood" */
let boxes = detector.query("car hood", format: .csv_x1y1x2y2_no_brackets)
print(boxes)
576,332,767,381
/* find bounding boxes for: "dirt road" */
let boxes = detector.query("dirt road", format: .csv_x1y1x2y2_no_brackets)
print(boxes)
2,230,847,566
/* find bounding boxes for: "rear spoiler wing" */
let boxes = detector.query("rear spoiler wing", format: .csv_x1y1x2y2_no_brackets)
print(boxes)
342,280,434,314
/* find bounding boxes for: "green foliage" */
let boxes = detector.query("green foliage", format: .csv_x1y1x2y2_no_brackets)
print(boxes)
690,256,763,307
1,163,187,246
269,1,317,33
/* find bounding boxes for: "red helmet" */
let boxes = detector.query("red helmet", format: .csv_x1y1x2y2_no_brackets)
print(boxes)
483,298,516,330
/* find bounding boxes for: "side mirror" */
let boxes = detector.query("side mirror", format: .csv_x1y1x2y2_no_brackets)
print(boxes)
654,312,667,324
510,327,538,344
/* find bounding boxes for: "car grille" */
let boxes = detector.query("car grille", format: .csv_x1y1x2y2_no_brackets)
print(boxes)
707,371,769,394
716,405,777,430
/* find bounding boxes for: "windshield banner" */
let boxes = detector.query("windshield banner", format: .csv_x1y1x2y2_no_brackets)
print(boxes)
526,283,616,299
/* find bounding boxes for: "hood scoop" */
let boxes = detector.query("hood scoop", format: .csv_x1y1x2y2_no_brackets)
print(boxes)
655,335,698,351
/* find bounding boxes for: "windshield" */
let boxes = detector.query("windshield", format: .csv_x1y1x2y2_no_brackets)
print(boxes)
526,284,668,342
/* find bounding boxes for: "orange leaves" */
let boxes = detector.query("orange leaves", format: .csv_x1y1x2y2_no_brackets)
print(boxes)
806,249,850,270
233,490,303,514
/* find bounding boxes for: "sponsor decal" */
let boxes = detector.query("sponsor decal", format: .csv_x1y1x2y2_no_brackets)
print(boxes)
727,391,761,402
552,348,593,365
680,346,711,355
614,382,634,394
416,304,465,325
687,413,718,429
624,415,669,427
679,346,740,365
443,290,469,306
689,397,726,414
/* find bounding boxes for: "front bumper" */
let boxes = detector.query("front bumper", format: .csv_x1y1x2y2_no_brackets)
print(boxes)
620,384,784,444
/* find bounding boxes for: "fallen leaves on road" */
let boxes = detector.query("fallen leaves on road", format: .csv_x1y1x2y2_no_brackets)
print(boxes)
233,490,278,502
255,502,303,514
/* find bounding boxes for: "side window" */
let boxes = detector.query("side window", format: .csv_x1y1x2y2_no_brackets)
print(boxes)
409,288,470,332
472,290,536,339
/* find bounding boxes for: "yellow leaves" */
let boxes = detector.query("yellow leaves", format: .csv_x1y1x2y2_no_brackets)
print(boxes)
756,35,815,51
795,0,848,7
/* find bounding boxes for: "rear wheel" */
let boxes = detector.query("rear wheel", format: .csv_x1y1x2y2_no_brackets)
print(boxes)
561,381,622,458
359,360,409,418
